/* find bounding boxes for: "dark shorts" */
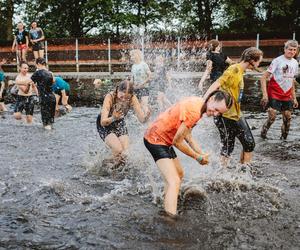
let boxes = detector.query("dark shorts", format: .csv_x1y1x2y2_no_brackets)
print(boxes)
134,88,149,99
214,116,255,157
0,89,6,102
14,95,35,115
32,42,44,51
96,114,128,141
54,89,70,97
144,138,177,162
268,98,293,112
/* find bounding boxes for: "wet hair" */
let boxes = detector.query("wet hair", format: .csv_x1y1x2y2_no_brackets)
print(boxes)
19,61,29,68
205,90,233,109
284,40,298,49
112,80,134,103
36,57,46,65
240,47,263,63
207,39,220,52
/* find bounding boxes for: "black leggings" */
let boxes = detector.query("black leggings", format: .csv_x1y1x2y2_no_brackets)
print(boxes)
214,116,255,157
40,93,56,126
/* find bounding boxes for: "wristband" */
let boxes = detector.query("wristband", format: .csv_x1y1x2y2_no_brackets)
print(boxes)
196,155,203,163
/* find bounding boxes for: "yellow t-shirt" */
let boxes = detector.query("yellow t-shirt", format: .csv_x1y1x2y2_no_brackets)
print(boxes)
218,64,244,121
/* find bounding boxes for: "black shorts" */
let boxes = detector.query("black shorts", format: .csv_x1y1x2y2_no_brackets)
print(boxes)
134,88,149,99
96,114,128,141
144,138,177,162
14,95,35,115
214,116,255,157
54,89,70,97
0,89,6,102
268,98,293,112
32,42,44,51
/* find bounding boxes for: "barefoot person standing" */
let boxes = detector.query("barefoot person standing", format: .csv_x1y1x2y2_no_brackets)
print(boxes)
260,40,299,140
144,91,232,216
203,47,263,166
29,21,45,60
97,80,150,164
31,58,56,130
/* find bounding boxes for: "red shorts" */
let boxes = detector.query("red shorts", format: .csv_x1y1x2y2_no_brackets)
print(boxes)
17,44,28,50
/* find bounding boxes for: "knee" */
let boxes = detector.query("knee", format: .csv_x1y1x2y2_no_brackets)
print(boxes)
166,176,181,190
269,114,276,123
14,113,22,120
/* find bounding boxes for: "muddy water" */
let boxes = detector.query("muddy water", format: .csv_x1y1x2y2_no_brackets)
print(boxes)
1,83,300,249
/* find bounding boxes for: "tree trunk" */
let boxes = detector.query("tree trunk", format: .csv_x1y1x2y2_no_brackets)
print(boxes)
6,0,14,40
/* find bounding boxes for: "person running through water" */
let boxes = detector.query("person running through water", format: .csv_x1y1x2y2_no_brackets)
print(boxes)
14,62,38,123
52,76,72,115
151,55,172,111
31,57,56,130
97,80,151,164
29,21,45,61
130,49,151,115
203,47,263,166
0,59,7,112
260,40,299,140
144,91,232,216
198,39,233,91
11,22,29,62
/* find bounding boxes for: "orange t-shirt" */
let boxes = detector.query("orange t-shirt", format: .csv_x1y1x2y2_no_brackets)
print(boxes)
144,96,203,146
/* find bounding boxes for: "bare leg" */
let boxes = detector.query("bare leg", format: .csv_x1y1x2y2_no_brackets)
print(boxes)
26,115,33,124
240,151,252,164
281,110,292,139
14,112,22,120
261,108,277,139
156,157,182,215
104,133,125,157
33,51,39,60
39,50,44,58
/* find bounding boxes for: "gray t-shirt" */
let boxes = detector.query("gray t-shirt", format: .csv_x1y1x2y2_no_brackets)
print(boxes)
131,61,150,88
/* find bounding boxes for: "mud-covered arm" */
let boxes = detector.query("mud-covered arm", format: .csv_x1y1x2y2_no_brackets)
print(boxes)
260,71,271,99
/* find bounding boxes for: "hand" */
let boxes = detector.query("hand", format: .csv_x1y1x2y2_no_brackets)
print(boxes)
11,47,15,52
260,95,268,109
112,109,123,120
196,153,209,165
293,98,298,108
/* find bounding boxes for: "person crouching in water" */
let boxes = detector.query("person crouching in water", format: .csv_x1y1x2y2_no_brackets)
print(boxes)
31,57,56,130
144,91,232,216
203,47,263,166
52,76,72,116
97,80,151,164
14,62,38,123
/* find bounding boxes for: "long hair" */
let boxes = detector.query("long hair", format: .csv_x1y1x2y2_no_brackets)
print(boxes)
112,80,134,104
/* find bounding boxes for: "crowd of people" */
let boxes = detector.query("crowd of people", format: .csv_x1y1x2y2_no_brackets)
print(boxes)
0,24,299,218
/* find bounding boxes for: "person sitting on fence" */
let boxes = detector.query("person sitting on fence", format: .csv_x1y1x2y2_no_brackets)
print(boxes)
52,76,72,115
96,80,151,166
29,21,45,61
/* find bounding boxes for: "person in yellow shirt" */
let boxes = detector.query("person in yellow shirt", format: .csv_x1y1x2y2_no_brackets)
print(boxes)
203,47,263,166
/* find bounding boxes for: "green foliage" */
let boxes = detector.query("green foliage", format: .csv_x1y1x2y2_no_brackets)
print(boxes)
0,0,299,40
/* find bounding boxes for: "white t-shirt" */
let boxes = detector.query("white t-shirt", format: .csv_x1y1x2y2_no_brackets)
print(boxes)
131,61,150,88
267,55,298,93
